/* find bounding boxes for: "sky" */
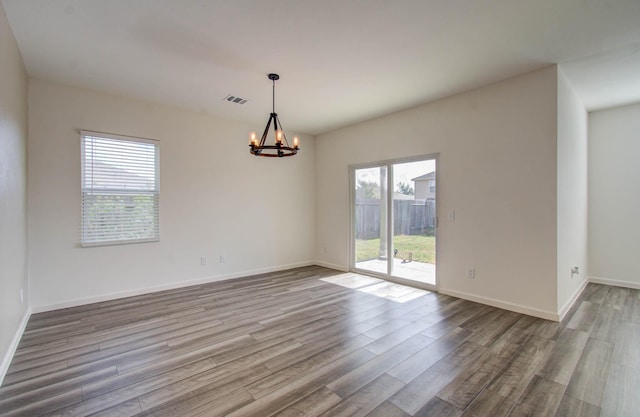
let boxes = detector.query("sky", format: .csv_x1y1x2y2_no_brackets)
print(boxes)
355,159,436,192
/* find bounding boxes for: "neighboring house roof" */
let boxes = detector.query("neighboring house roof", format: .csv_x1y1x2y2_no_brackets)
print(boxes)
411,171,435,181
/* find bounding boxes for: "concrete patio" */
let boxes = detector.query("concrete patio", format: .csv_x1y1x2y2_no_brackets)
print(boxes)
355,258,436,286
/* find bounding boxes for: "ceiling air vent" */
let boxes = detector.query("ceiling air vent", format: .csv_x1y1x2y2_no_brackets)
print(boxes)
223,95,248,105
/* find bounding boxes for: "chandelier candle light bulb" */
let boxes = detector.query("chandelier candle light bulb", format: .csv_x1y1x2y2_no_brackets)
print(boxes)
248,73,300,157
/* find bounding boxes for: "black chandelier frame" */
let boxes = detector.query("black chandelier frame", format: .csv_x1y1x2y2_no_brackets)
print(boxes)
249,73,299,158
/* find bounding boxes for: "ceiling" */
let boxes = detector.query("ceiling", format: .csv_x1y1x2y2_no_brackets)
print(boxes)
3,0,640,135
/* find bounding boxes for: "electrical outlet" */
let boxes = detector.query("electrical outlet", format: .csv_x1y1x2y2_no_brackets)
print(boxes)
200,257,207,265
219,255,225,264
466,268,475,279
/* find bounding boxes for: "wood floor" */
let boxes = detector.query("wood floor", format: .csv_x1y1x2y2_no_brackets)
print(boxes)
0,266,638,417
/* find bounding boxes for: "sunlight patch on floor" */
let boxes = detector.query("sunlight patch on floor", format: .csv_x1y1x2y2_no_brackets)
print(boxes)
321,273,383,289
321,273,429,303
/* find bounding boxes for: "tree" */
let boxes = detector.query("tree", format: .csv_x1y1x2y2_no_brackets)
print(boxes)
356,180,380,199
397,181,414,195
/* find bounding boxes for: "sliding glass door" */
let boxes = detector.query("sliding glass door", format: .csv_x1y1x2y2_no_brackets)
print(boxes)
353,166,390,275
352,156,437,289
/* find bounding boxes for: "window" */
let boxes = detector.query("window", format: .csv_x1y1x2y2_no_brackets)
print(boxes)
81,131,159,246
429,180,436,194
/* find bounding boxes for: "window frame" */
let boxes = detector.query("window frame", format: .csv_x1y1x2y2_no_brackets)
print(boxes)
80,130,160,247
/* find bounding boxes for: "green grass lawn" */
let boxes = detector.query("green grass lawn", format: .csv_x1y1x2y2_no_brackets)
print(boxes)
356,234,435,263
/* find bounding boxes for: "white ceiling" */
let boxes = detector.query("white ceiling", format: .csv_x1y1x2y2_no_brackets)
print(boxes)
3,0,640,135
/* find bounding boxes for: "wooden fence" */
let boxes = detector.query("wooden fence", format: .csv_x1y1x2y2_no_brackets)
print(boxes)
355,198,435,239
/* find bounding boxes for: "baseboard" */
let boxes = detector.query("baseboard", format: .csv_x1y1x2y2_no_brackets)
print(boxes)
589,276,640,290
31,261,317,313
558,277,589,322
313,261,349,272
439,288,559,321
0,307,31,386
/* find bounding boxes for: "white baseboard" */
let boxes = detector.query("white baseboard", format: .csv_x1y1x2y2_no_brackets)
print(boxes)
589,276,640,290
313,261,349,272
31,261,317,313
1,307,31,386
439,288,559,321
558,277,589,322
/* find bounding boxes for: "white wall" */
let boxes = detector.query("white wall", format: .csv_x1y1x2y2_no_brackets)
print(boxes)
589,102,640,289
556,70,589,317
0,3,29,382
27,79,316,310
316,66,559,319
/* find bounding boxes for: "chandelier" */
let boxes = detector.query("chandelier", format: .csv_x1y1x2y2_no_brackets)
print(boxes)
249,73,299,157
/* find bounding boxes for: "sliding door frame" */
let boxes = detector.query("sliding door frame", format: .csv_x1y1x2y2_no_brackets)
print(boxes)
349,153,439,291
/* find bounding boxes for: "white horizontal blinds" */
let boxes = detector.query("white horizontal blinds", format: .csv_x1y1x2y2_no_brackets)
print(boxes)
81,131,159,246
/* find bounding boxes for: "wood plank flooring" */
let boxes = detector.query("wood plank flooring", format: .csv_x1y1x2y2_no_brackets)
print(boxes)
1,266,638,416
